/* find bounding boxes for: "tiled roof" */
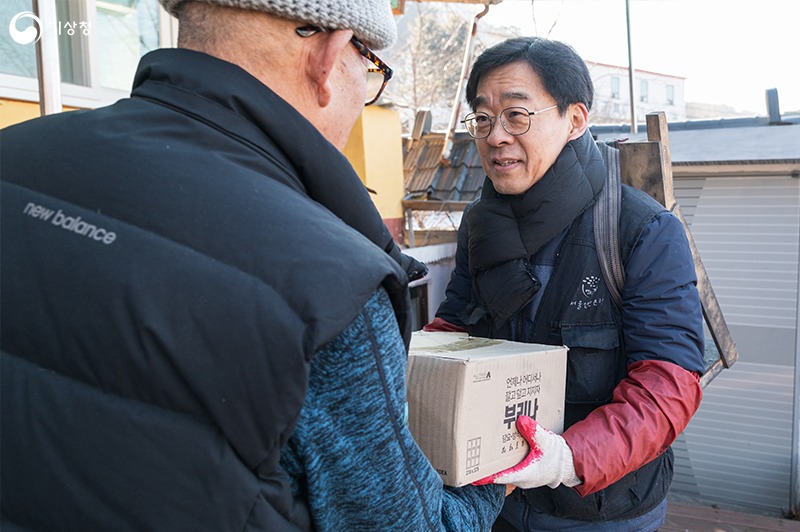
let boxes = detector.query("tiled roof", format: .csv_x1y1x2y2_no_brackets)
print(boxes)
403,131,485,203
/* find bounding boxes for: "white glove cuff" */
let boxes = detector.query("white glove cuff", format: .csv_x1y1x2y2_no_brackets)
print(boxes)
560,447,581,488
547,437,581,489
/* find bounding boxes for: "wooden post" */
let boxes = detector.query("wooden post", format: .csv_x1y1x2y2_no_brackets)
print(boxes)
619,112,739,387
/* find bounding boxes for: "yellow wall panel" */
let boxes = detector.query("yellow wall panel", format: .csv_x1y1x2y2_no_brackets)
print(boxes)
1,99,79,128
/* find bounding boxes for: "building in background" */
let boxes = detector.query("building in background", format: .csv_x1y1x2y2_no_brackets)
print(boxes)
587,61,686,124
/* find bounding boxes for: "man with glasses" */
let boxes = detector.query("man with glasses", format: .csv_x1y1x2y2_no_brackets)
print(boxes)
1,0,506,530
426,37,705,531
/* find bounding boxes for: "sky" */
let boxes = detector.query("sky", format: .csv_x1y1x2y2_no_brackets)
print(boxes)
464,0,800,115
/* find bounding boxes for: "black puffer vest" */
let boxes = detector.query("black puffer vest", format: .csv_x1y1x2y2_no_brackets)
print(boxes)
467,181,671,521
1,49,410,531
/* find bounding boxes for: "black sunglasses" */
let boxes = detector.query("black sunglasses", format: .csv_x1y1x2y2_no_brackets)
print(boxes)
296,25,393,106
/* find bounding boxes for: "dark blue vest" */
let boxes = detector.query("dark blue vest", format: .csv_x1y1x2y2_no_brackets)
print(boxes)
469,185,673,521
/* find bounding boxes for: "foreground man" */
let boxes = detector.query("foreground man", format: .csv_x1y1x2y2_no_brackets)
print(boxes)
0,0,505,529
426,37,704,531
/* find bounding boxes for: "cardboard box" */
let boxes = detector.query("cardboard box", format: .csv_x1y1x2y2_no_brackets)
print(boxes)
406,331,567,487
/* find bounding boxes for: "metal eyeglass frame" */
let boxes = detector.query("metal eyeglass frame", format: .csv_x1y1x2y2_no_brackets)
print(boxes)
461,104,559,139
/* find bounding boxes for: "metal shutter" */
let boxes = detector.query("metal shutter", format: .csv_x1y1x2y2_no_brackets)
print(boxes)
671,173,799,514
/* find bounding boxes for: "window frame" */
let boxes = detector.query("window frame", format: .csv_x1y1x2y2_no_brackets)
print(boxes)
666,83,675,106
0,0,177,109
610,76,620,100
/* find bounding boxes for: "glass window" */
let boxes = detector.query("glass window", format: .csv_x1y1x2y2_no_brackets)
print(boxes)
0,0,37,78
611,76,620,99
56,0,91,86
96,0,160,91
1,0,162,99
639,80,648,103
1,0,92,85
666,84,675,106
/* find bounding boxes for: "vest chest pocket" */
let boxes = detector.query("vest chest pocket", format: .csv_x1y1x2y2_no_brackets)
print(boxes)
560,324,621,407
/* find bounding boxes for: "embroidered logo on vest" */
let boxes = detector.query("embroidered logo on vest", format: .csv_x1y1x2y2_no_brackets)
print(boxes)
569,275,605,311
581,275,600,298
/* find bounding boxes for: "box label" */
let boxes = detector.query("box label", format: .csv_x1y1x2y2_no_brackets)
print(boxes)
407,331,567,486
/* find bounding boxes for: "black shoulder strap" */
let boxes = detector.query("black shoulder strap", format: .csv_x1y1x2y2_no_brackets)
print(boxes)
594,141,625,308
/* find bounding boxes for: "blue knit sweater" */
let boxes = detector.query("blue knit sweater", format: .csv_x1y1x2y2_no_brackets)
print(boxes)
281,289,505,530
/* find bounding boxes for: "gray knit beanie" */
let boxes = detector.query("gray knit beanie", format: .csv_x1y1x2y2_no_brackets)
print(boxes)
160,0,397,50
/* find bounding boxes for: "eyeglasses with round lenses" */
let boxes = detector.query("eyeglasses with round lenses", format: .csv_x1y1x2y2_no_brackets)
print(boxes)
461,105,558,139
296,26,393,106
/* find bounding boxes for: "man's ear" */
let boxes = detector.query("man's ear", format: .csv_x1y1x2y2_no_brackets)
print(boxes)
306,29,353,108
567,102,589,141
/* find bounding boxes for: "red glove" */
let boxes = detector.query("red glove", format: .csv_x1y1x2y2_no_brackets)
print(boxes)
473,416,580,490
422,317,467,333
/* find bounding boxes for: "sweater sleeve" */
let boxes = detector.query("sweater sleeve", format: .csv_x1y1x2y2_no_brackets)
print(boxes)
280,288,505,531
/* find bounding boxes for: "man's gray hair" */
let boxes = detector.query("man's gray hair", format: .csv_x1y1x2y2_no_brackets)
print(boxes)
159,0,397,49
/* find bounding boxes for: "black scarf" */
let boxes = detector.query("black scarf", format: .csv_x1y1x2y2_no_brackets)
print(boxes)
464,130,606,326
